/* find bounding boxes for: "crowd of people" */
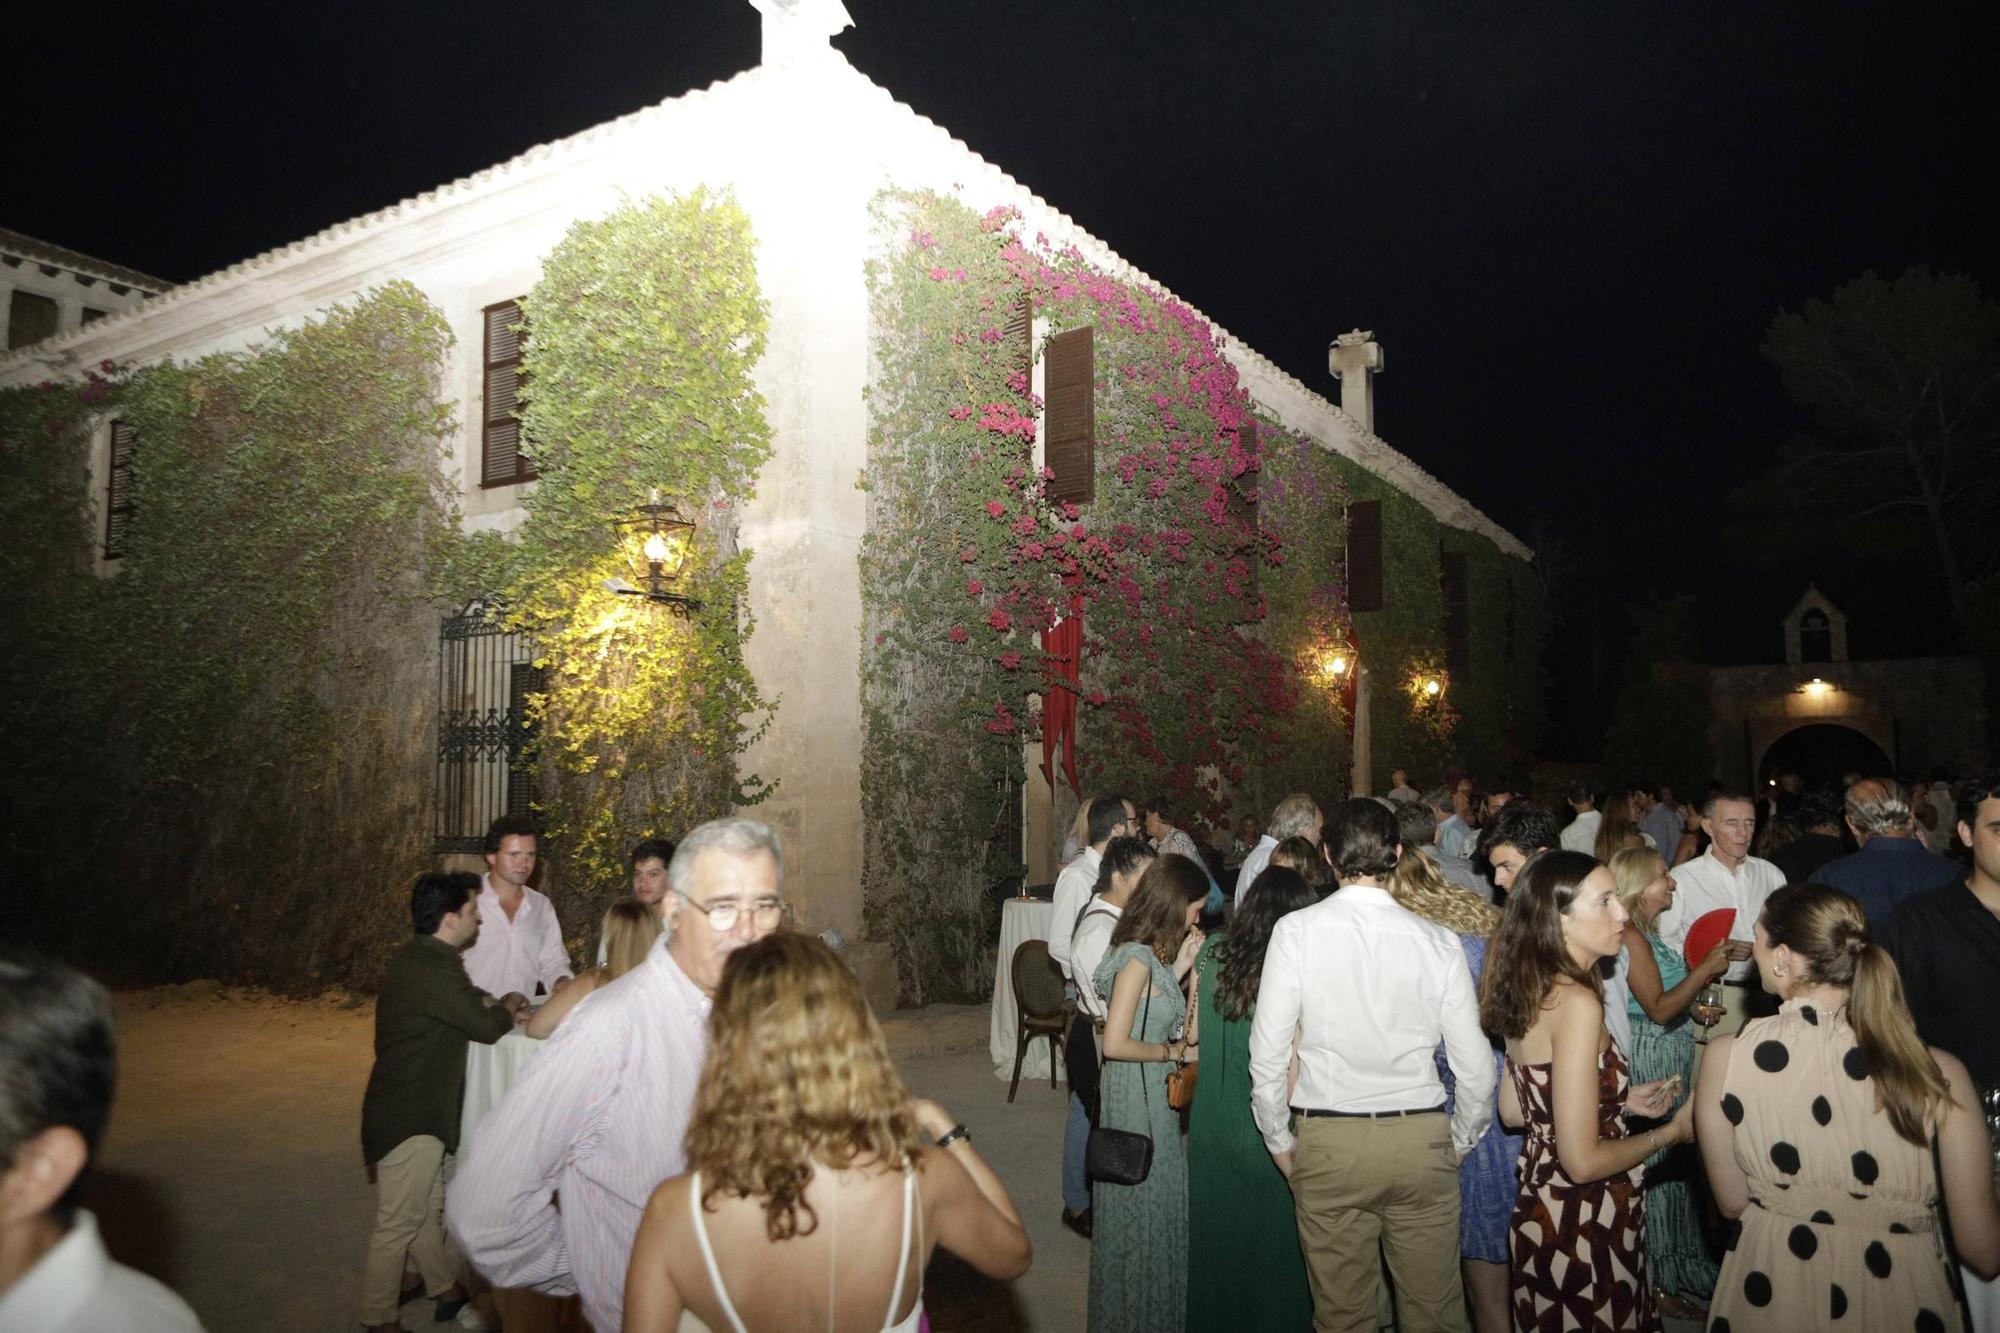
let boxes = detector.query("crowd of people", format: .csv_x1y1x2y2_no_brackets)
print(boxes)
1045,772,2000,1333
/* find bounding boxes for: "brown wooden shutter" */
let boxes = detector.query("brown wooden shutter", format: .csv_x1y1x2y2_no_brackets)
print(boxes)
1441,549,1470,676
1347,499,1383,612
1228,421,1260,598
1003,297,1033,461
481,299,534,488
1044,325,1094,506
8,291,59,349
104,419,136,560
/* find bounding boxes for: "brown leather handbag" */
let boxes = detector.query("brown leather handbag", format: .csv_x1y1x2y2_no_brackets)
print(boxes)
1166,965,1199,1111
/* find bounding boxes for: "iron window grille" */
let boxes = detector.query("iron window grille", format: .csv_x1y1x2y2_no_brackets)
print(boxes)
434,600,544,853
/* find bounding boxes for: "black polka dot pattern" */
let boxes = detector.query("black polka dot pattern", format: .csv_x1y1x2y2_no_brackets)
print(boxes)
1811,1209,1835,1224
1744,1271,1773,1306
1831,1285,1847,1319
1865,1241,1892,1278
1889,1221,1912,1234
1754,1039,1791,1072
1800,1003,1819,1024
1812,1095,1833,1126
1711,1320,1731,1333
1721,1092,1744,1125
1917,1311,1946,1333
1770,1140,1801,1174
1844,1046,1870,1080
1852,1150,1879,1185
1788,1224,1818,1260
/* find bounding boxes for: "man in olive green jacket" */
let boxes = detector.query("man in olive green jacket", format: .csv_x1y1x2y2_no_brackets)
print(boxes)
359,871,524,1331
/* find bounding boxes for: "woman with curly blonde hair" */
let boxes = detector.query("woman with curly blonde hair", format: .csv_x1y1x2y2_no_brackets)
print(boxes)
624,934,1031,1332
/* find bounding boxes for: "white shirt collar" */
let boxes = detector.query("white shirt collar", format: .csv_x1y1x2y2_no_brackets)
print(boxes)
0,1211,110,1329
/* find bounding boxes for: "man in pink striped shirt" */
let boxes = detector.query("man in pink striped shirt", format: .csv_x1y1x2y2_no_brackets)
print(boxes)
445,818,786,1331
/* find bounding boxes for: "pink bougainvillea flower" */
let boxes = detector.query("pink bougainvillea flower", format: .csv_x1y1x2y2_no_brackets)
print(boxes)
948,626,969,644
966,578,984,596
1084,691,1107,707
987,608,1011,632
959,546,978,563
998,650,1022,670
984,500,1006,518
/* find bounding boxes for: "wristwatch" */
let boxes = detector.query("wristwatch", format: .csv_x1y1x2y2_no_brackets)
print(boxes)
933,1123,971,1150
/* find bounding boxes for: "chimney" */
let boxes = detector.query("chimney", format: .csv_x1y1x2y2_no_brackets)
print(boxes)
751,0,854,67
1328,329,1384,435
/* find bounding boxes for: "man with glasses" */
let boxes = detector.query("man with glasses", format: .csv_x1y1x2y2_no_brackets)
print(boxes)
447,818,786,1333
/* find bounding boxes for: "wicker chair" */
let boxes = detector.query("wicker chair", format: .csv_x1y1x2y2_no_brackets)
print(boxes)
1008,938,1071,1103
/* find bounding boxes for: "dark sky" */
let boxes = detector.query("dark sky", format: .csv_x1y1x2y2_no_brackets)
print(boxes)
15,0,1998,664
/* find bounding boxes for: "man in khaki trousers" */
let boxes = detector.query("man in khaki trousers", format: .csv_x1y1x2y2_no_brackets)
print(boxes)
359,872,523,1331
1249,800,1495,1332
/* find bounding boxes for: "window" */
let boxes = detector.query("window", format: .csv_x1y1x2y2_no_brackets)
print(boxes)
1799,609,1832,663
434,602,543,852
8,290,58,349
1440,549,1470,677
104,419,136,560
480,299,534,488
1346,499,1383,612
1044,324,1094,506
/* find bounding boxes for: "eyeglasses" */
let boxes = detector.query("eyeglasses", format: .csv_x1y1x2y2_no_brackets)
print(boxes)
671,890,789,932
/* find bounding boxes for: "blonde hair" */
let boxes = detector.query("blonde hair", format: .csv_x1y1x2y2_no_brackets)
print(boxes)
685,934,917,1240
1387,845,1500,938
1608,846,1667,931
1759,885,1947,1147
600,898,662,979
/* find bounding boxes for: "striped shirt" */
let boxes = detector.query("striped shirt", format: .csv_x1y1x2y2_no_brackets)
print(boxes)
445,933,709,1332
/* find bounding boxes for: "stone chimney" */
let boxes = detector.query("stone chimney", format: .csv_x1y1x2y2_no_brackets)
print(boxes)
751,0,854,66
1328,329,1384,435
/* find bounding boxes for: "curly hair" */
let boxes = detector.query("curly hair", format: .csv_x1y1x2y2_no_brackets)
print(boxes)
1386,845,1500,939
684,934,917,1241
1478,850,1603,1040
1213,866,1318,1021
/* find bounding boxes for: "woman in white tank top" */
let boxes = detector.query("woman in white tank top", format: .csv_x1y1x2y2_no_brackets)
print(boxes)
624,934,1033,1333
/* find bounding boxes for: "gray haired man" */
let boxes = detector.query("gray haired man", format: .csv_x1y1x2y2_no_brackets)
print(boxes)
1809,777,1963,927
1235,793,1324,906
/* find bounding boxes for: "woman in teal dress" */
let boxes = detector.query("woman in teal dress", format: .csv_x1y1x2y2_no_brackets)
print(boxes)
1608,846,1730,1320
1090,854,1208,1333
1186,865,1318,1332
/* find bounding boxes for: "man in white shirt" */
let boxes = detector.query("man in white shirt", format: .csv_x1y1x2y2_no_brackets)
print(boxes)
1654,792,1781,1038
447,819,786,1333
1234,792,1323,906
459,816,573,1001
0,952,204,1333
1250,799,1493,1333
1045,793,1133,1239
1558,782,1602,854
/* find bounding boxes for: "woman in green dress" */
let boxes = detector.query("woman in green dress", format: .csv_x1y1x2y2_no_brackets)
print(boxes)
1609,846,1731,1321
1186,865,1318,1332
1090,853,1209,1333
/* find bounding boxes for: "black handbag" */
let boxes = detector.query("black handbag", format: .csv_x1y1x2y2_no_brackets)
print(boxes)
1086,978,1155,1186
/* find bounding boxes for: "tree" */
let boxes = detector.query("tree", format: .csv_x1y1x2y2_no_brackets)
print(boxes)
1732,268,2000,645
1601,596,1713,794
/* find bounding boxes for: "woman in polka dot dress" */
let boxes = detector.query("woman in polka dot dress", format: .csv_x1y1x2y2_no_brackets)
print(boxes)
1693,884,2000,1333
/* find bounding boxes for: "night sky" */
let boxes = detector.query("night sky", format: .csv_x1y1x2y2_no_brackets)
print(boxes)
15,0,1998,673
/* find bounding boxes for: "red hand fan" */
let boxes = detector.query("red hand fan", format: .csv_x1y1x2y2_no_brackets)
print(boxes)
1683,908,1736,970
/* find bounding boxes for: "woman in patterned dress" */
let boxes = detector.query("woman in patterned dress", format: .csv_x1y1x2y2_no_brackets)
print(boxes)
1088,853,1208,1333
1693,884,2000,1332
1481,850,1688,1332
1610,846,1731,1319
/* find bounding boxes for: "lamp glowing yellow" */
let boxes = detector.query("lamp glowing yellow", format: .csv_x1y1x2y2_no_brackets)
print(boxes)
643,531,673,564
1320,652,1349,680
1802,677,1834,697
1423,678,1442,697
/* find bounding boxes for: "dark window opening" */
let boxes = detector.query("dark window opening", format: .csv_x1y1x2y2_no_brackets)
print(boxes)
1346,499,1383,612
8,290,59,349
104,419,136,560
1799,609,1832,663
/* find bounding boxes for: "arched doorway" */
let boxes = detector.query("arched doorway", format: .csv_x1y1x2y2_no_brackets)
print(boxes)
1758,724,1893,791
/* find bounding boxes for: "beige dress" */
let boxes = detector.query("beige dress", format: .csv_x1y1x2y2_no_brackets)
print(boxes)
1712,998,1957,1332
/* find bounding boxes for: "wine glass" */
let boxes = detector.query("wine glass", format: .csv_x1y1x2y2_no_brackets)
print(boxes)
1690,979,1725,1044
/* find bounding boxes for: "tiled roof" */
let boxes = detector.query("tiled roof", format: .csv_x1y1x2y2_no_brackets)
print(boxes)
0,228,172,293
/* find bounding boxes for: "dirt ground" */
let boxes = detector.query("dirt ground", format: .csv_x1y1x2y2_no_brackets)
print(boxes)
89,986,1086,1333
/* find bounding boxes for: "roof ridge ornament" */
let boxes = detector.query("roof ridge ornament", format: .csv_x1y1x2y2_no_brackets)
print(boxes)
751,0,854,66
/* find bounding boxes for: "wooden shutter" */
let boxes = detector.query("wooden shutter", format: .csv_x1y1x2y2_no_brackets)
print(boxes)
1347,499,1383,612
1003,297,1033,460
1227,421,1260,598
481,299,534,488
1044,325,1094,506
8,290,58,350
104,419,136,560
1441,549,1470,676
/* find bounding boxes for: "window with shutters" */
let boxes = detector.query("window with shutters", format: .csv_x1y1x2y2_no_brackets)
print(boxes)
1043,324,1094,506
480,298,534,488
1440,550,1470,676
1227,420,1260,599
1346,499,1383,612
104,419,136,561
8,290,59,349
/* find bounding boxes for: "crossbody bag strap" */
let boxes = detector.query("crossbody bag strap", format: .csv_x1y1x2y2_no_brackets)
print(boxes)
1135,962,1153,1133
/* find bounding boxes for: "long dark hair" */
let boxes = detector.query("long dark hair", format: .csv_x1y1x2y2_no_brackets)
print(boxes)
1213,866,1317,1021
1091,835,1156,897
1109,855,1209,964
1759,884,1947,1147
1479,849,1603,1040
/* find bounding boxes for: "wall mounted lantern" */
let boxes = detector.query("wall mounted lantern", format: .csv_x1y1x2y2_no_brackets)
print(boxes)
1314,637,1355,687
1799,677,1836,698
603,491,702,618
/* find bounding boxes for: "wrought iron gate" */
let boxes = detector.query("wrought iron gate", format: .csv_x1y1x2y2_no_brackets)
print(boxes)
434,601,543,853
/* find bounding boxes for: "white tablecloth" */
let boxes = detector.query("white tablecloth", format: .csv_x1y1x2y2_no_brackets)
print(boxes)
461,1028,546,1158
989,897,1064,1084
